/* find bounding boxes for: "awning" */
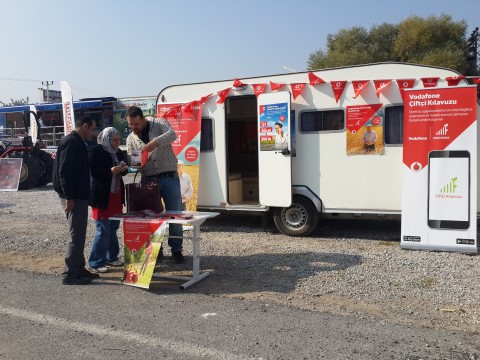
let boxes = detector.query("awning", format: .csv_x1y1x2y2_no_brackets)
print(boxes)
0,100,103,114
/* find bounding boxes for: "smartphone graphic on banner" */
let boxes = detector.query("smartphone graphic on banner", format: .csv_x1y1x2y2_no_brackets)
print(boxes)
427,150,470,230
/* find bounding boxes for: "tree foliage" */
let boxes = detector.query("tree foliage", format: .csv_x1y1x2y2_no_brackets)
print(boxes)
0,97,30,107
307,14,469,74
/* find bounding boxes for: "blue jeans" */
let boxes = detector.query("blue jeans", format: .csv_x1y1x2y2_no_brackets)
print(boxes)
144,173,183,253
88,219,120,268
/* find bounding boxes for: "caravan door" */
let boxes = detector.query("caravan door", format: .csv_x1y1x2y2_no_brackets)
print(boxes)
257,91,292,207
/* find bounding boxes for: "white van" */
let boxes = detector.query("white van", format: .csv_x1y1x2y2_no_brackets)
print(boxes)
156,62,480,236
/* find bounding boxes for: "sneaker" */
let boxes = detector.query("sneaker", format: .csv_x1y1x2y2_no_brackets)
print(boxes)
107,259,124,267
89,266,108,274
62,276,92,285
172,252,185,264
81,268,100,279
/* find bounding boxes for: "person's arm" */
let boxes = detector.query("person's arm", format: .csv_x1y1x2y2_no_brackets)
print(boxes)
143,119,177,152
88,146,111,183
57,139,78,200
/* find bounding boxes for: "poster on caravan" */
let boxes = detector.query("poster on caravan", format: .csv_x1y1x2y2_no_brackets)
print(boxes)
60,81,76,135
113,97,156,145
158,102,202,211
401,86,478,253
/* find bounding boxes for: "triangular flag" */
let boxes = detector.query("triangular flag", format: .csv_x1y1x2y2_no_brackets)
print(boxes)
290,83,306,100
472,77,480,84
200,93,212,104
445,76,465,86
352,80,370,98
181,100,199,114
396,79,416,98
270,81,285,91
252,83,267,97
233,78,246,88
421,77,439,88
330,80,347,103
373,80,392,97
216,88,231,104
158,105,181,119
308,72,326,85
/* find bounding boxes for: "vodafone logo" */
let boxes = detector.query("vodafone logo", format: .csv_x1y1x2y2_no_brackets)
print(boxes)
357,83,364,89
410,162,422,172
256,85,262,90
335,82,341,88
295,84,300,89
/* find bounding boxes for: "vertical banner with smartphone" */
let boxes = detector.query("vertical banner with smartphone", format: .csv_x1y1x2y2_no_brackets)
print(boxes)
157,102,202,211
401,86,478,253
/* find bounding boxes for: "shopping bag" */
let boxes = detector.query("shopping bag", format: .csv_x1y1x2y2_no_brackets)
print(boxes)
126,171,164,213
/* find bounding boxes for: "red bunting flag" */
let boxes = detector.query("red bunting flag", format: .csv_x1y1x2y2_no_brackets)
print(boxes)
472,77,480,84
373,79,392,97
252,83,267,97
233,78,246,88
308,72,326,85
396,79,416,98
290,83,306,100
270,81,285,91
330,80,347,103
216,88,231,104
421,77,439,88
445,76,466,86
181,100,199,114
158,104,181,119
352,80,370,98
200,93,213,104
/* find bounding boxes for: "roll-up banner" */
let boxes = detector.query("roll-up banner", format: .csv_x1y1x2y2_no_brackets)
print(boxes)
401,86,478,253
60,81,75,135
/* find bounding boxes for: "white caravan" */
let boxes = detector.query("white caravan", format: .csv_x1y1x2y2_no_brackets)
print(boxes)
156,62,480,236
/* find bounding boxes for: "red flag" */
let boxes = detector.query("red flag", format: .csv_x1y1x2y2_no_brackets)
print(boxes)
330,80,347,103
290,83,306,100
421,77,439,88
472,77,480,84
445,75,465,86
373,80,392,97
352,80,370,98
200,93,213,104
252,83,267,97
216,88,231,104
270,81,285,91
233,78,246,88
158,105,181,119
396,79,416,98
308,72,325,85
182,100,199,114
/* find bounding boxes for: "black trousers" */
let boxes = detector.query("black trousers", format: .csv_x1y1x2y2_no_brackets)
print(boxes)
61,199,88,277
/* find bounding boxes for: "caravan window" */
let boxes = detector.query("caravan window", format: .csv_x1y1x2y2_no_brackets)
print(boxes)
300,110,344,132
200,117,214,151
384,106,404,145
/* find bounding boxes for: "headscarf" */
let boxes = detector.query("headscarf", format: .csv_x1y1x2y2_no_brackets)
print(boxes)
97,127,121,193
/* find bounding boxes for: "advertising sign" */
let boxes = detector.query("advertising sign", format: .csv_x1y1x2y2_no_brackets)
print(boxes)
113,97,156,145
60,81,76,135
0,158,23,191
123,218,166,288
346,104,383,155
401,86,477,253
259,102,289,151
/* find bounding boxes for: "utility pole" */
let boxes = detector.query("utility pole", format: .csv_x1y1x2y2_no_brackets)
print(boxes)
42,81,53,102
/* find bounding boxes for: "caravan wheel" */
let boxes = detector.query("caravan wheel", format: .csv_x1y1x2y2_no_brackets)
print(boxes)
273,195,319,237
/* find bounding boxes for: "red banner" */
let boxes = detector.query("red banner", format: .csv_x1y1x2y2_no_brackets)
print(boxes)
346,104,382,133
472,77,480,84
308,72,325,85
270,81,285,91
352,80,370,98
290,83,306,100
445,76,465,86
373,79,392,97
216,88,231,104
396,79,416,98
252,83,267,97
233,78,246,88
330,80,347,103
421,77,439,88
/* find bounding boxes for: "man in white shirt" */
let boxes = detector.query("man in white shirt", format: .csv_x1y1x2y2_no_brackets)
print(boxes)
274,122,288,150
177,160,193,210
362,125,377,153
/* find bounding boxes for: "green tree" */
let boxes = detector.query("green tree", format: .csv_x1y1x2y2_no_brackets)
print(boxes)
308,14,468,74
0,97,30,107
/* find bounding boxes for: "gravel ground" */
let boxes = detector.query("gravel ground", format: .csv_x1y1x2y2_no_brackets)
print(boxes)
1,180,480,334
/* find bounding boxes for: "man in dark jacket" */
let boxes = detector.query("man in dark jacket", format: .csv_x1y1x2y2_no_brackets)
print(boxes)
53,116,96,285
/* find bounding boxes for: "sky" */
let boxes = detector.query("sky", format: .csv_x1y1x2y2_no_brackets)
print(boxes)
0,0,479,103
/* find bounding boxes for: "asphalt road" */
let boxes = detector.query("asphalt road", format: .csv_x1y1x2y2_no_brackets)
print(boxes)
1,269,479,360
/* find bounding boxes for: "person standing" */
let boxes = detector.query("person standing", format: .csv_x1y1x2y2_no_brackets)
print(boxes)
88,127,128,273
362,125,377,153
52,116,97,285
274,122,288,150
177,160,193,211
126,106,185,264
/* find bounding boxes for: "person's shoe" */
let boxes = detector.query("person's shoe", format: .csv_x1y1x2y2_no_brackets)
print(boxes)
81,268,100,279
172,252,185,264
107,259,124,267
89,266,108,274
62,276,92,285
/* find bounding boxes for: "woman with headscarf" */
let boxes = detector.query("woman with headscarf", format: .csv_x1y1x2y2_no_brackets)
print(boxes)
88,127,128,273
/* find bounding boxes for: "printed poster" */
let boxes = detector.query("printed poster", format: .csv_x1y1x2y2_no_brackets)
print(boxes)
346,104,384,155
113,97,156,145
123,218,166,288
259,102,289,151
157,102,202,211
401,86,477,253
0,158,22,191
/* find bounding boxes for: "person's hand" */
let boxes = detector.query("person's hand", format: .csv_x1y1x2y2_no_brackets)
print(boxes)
142,140,158,153
64,199,74,212
111,166,123,174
